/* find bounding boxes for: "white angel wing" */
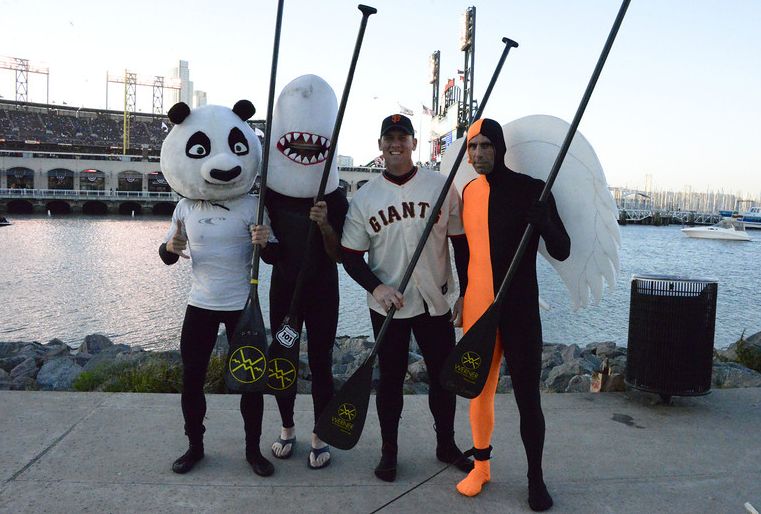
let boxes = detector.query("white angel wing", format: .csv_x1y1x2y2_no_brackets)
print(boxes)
441,114,620,310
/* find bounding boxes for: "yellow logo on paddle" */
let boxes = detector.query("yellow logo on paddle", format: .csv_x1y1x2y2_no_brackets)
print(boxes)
331,402,357,434
229,346,267,383
267,358,297,391
461,351,482,370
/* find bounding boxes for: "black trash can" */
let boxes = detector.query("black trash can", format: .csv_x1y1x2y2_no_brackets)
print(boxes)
625,274,718,401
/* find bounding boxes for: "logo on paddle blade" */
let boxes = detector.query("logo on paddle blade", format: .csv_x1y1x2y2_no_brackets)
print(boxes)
331,402,357,434
228,346,266,383
267,357,297,391
461,351,482,369
275,325,299,348
338,403,357,421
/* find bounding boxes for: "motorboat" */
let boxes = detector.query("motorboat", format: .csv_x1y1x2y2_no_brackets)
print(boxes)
681,219,751,241
0,216,12,227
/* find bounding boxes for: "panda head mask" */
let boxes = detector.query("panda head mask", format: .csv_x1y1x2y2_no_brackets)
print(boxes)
267,74,339,198
160,100,261,201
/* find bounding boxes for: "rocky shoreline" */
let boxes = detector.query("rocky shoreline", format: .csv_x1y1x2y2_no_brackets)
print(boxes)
2,331,761,393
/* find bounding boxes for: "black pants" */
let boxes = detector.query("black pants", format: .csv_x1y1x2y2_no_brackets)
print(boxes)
180,305,263,446
500,316,545,481
370,309,457,445
269,277,337,432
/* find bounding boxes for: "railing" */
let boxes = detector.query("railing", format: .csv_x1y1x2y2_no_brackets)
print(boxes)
0,188,179,201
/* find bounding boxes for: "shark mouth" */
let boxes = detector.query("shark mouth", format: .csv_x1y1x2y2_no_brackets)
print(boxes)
277,131,331,166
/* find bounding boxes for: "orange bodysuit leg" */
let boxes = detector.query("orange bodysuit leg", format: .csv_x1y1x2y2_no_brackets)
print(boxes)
457,175,499,497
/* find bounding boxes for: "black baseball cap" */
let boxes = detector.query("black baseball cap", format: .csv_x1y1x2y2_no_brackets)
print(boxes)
380,114,414,137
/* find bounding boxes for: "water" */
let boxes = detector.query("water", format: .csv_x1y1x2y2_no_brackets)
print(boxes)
1,216,758,350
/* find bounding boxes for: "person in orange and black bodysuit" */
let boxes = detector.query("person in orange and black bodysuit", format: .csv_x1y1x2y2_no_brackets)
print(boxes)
456,118,570,512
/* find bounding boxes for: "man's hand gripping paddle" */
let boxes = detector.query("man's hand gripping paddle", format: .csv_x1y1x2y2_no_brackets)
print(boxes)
225,0,285,392
265,4,378,397
314,37,520,450
440,0,631,399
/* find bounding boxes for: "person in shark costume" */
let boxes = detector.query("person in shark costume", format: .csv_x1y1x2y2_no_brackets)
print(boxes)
261,75,348,469
158,100,276,477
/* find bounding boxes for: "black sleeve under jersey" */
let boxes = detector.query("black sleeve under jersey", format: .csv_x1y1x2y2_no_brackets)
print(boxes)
326,189,350,237
542,193,571,262
159,243,180,265
450,235,469,296
341,248,382,294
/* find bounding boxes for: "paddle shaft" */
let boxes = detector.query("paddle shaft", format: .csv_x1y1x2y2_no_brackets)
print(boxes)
249,0,285,295
285,4,377,315
491,0,630,309
368,37,519,361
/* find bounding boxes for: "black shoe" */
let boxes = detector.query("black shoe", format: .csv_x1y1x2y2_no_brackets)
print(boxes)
374,442,397,482
436,440,474,473
172,446,204,474
247,451,275,477
528,479,554,511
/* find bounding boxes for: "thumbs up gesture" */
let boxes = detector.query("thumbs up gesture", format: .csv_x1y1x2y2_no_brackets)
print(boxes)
166,219,189,259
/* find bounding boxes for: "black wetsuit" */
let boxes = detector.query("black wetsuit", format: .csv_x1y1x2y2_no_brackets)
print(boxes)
262,188,348,431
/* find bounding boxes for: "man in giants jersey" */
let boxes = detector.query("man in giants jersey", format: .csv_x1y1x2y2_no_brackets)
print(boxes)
341,113,473,482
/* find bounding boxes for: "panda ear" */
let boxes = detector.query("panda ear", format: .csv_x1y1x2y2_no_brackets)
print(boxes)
168,102,191,124
233,100,256,121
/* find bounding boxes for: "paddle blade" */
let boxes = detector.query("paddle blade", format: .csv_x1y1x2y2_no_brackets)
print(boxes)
225,296,268,393
440,305,499,399
265,315,301,397
314,357,374,450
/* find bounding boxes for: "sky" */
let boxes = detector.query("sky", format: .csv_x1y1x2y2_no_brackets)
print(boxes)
1,0,760,197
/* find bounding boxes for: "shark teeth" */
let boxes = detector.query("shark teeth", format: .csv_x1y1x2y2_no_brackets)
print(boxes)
311,134,318,144
279,137,285,146
293,132,301,141
285,134,292,143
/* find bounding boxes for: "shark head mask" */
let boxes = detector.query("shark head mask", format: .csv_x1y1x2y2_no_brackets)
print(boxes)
267,74,339,198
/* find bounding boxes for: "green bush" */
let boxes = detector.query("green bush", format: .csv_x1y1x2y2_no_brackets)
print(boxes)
73,355,227,393
736,337,761,373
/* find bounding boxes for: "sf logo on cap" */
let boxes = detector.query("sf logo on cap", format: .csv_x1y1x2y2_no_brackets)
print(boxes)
391,114,401,123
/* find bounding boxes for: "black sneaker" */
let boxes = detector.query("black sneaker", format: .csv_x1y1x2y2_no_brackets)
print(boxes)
172,446,204,474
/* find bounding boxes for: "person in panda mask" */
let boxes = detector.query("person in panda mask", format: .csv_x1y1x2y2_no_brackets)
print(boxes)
262,75,348,470
158,100,276,477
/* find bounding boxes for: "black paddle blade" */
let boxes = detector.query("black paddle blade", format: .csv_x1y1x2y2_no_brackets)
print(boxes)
440,305,500,399
265,315,301,396
225,297,268,393
314,357,374,450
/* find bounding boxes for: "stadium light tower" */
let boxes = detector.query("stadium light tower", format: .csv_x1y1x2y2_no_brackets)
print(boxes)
456,6,476,138
0,56,50,104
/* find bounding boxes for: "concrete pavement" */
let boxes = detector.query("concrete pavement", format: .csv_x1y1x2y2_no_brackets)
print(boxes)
1,389,759,513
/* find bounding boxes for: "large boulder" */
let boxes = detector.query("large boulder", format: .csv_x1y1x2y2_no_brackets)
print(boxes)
565,374,592,393
0,368,11,390
561,344,582,363
0,341,25,358
78,334,114,355
545,358,597,392
10,357,38,381
407,359,428,383
712,362,761,388
36,358,83,390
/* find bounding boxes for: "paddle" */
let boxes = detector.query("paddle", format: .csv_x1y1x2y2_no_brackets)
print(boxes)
265,4,378,397
314,37,519,450
440,0,631,399
225,0,285,392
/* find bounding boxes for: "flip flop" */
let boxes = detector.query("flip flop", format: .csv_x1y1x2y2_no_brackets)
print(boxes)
307,445,331,470
271,436,296,459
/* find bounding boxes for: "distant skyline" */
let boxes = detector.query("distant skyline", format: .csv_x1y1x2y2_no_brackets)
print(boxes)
1,0,759,197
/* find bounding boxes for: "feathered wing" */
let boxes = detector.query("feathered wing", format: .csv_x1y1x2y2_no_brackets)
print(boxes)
441,114,620,310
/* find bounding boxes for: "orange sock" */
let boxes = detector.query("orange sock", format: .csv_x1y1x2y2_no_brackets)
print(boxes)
457,460,491,496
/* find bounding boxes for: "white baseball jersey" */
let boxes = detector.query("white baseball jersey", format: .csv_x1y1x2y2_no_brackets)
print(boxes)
341,167,464,319
164,195,274,311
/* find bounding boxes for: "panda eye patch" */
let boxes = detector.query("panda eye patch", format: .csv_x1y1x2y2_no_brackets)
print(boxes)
228,127,249,155
185,131,211,159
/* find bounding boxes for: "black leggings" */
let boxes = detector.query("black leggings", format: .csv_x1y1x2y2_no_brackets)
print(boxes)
500,319,545,481
269,277,337,432
180,305,263,445
370,309,457,444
